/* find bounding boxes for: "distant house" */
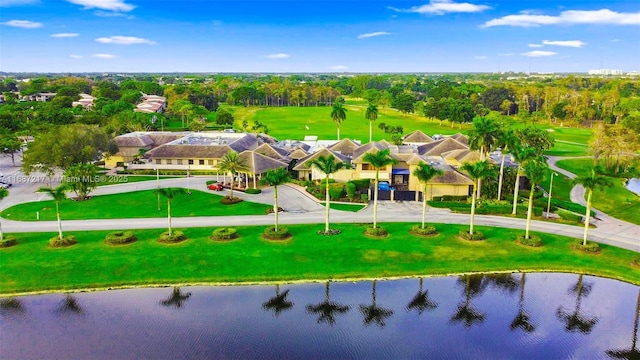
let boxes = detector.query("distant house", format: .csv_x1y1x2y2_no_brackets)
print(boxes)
134,93,167,113
107,131,186,167
72,93,95,110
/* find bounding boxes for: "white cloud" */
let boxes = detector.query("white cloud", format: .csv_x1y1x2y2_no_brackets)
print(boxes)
92,53,116,59
610,38,622,42
264,53,290,59
0,0,38,6
483,9,640,27
67,0,134,12
330,65,348,70
474,55,487,60
357,31,391,39
1,19,42,28
95,35,155,45
389,0,491,15
542,40,586,48
69,54,83,59
94,10,133,18
51,32,79,38
521,50,557,57
528,43,544,48
498,53,515,56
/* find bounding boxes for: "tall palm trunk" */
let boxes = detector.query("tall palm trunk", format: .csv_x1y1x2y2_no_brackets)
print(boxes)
369,121,373,143
229,171,235,199
512,165,521,215
525,185,535,239
373,172,379,229
167,199,172,236
0,220,3,241
324,176,330,233
582,190,593,246
55,200,63,240
337,125,340,140
421,184,427,229
470,181,477,235
477,151,485,198
273,185,279,232
497,153,506,200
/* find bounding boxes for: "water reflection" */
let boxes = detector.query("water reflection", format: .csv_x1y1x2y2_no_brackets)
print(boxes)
56,294,83,315
450,275,486,328
406,278,438,315
306,281,350,325
510,273,536,333
360,280,394,327
556,274,599,334
606,288,640,359
159,287,191,309
262,284,294,317
0,298,24,315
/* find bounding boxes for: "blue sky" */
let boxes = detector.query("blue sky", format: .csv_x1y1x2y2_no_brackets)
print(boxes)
0,0,638,73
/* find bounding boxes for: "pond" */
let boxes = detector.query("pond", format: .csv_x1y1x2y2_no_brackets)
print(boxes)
1,273,638,359
626,178,640,196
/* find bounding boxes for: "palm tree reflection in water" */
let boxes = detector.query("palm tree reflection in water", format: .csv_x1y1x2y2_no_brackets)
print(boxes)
263,284,294,317
450,275,487,328
360,280,394,328
306,281,350,326
160,287,192,309
606,288,640,359
556,274,599,334
510,273,536,333
406,278,438,315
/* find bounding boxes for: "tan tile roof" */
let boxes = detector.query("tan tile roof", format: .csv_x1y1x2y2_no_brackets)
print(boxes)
403,130,434,144
254,143,289,159
293,148,350,171
328,138,360,157
450,133,469,145
417,137,468,156
114,134,154,148
352,142,387,161
238,151,288,174
147,144,233,159
431,166,474,185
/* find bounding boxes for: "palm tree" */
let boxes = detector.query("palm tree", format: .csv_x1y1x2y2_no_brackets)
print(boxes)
606,288,640,359
460,161,496,237
306,281,350,325
523,159,548,240
260,168,291,232
160,287,192,309
219,150,248,200
38,184,69,241
0,188,8,242
413,162,443,230
365,103,378,143
510,273,535,333
467,117,500,198
155,187,186,237
406,278,438,315
556,274,599,334
262,284,294,317
363,149,398,229
360,280,394,327
307,155,347,234
495,128,518,200
573,169,613,246
330,102,348,140
511,146,538,215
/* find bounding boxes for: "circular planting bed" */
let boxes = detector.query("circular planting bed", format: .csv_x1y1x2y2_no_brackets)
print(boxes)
262,227,291,241
317,229,342,236
0,235,18,248
210,228,239,241
105,231,137,245
266,207,284,214
220,196,243,205
158,231,187,244
458,230,485,241
364,227,388,238
571,240,601,254
49,235,77,248
410,225,439,238
515,234,543,247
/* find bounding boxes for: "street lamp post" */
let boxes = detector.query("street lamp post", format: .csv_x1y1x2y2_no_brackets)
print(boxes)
546,172,558,218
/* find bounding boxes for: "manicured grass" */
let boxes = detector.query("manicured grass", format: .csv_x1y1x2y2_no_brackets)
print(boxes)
1,223,638,294
321,202,367,212
0,188,272,221
545,127,592,144
95,175,178,187
555,158,640,224
539,168,574,203
545,141,590,157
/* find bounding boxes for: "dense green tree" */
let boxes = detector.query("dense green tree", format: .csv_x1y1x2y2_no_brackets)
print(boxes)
64,163,100,201
215,108,234,126
392,93,415,114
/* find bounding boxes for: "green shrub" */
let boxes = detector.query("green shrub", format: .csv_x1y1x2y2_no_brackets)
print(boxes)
105,231,137,245
534,197,558,212
360,194,369,202
210,227,238,241
518,189,544,199
476,205,543,216
266,206,284,214
515,233,543,247
552,199,595,217
206,180,218,185
329,184,344,200
346,181,357,200
220,196,243,205
0,235,18,248
432,195,468,202
458,230,484,241
158,231,187,243
244,188,262,194
411,225,438,236
427,201,471,210
365,227,388,237
351,179,370,190
262,226,291,240
572,240,601,253
557,209,582,223
49,235,77,247
317,228,341,236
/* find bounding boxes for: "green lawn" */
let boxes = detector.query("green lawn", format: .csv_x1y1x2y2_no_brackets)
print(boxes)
96,175,179,187
1,222,638,294
555,158,640,224
0,188,272,221
539,169,574,202
545,141,590,157
321,202,367,212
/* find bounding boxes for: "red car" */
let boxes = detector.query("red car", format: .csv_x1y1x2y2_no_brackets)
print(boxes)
207,183,223,191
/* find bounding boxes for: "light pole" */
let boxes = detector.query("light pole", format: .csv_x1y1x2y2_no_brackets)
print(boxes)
546,172,558,218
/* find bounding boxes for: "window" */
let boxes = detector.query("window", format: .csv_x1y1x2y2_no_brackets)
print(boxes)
166,159,172,165
362,164,372,170
177,159,183,165
188,159,194,165
208,160,214,165
199,159,205,165
155,159,161,165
